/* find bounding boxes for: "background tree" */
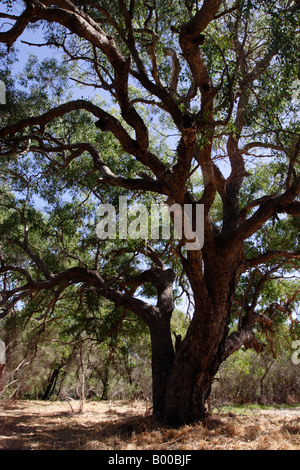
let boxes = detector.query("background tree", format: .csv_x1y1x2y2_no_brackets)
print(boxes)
0,0,299,425
0,294,153,402
211,320,300,406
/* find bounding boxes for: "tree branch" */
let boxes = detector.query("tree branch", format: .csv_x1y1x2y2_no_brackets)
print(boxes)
230,177,300,244
0,265,159,325
0,2,37,47
246,250,300,269
0,99,168,180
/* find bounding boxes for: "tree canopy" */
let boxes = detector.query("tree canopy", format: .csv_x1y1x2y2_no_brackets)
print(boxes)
0,0,299,425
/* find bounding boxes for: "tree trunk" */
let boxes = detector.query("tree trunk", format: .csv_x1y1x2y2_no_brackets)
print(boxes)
164,313,227,426
149,251,241,426
100,364,110,400
78,344,86,413
42,361,65,400
149,299,231,425
0,364,5,384
259,360,274,405
149,317,175,421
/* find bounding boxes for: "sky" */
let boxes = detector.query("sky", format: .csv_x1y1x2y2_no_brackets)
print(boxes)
0,1,109,102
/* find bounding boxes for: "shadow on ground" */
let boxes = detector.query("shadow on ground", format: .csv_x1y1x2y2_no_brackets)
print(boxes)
0,407,160,450
0,401,299,450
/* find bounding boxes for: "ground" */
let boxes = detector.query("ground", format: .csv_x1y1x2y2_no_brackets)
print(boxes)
0,400,299,450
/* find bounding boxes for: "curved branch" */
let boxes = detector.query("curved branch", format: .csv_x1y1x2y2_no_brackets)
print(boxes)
0,265,158,325
180,0,222,38
222,328,264,360
28,139,170,195
246,250,300,269
0,99,168,180
229,176,300,244
0,3,37,47
163,47,181,96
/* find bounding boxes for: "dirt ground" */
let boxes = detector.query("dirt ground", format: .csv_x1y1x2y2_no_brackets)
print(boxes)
0,400,299,450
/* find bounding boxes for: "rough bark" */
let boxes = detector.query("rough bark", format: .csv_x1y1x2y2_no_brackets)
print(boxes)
149,318,175,421
0,364,5,384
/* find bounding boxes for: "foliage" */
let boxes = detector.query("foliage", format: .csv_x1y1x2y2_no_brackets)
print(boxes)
0,0,299,423
212,323,300,406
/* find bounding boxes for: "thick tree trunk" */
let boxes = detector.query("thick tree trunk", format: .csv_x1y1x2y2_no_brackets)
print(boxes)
149,316,175,421
0,364,5,383
163,308,228,426
150,250,242,426
149,301,231,425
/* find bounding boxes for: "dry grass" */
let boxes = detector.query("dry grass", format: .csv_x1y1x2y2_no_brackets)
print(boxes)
0,400,299,450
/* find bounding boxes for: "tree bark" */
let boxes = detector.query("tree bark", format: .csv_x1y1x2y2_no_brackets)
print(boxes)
163,307,227,426
150,247,243,426
149,316,175,421
148,304,230,426
0,364,5,384
42,363,64,400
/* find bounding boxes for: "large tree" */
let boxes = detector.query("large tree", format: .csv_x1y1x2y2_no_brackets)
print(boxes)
0,0,299,425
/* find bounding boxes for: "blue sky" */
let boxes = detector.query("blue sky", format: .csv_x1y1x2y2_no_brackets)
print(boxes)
12,29,102,102
0,0,107,102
